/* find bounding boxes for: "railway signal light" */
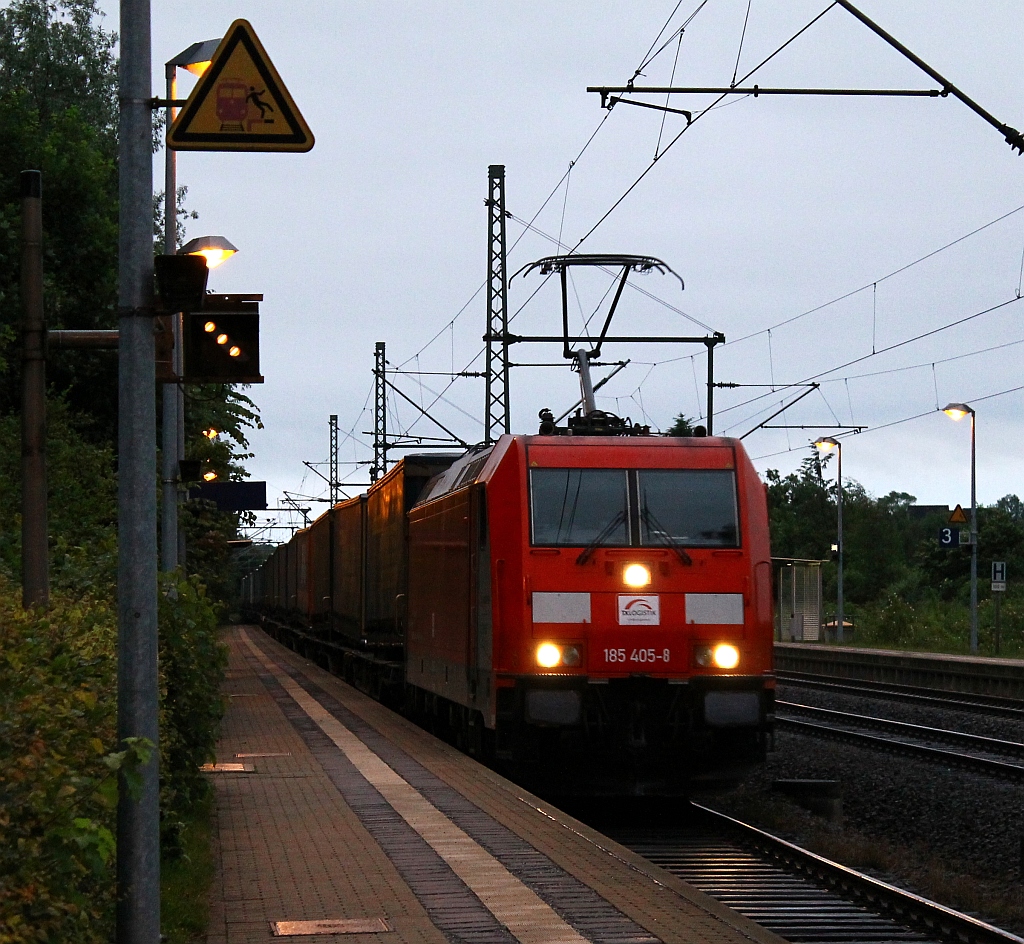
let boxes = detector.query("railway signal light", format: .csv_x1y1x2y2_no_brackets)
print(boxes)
154,253,209,312
182,294,264,383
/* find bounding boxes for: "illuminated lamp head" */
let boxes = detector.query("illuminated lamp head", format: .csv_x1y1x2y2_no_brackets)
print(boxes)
536,643,561,668
712,643,740,670
179,235,238,270
942,402,973,421
623,563,652,588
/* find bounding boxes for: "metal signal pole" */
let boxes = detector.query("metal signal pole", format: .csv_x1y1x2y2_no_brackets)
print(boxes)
117,0,160,940
20,170,48,610
161,58,181,572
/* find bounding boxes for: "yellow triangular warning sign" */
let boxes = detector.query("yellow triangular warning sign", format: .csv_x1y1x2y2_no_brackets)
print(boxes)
168,20,313,153
949,504,969,524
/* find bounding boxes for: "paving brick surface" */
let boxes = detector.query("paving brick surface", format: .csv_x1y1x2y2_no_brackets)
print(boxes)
207,630,446,944
206,626,784,944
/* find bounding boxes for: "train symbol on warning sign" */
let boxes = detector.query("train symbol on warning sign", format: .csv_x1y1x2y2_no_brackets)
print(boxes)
216,80,248,129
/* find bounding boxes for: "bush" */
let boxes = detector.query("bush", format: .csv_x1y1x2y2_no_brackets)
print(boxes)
158,572,227,851
0,576,118,942
0,571,227,942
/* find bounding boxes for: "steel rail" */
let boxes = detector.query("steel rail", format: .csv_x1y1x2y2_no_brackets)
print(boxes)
686,805,1024,944
605,804,1024,944
776,716,1024,781
777,700,1024,760
777,672,1024,719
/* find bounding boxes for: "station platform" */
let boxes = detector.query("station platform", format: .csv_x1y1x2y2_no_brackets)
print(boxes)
205,626,784,944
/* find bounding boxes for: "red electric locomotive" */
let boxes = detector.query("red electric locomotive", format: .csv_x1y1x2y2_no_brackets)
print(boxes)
247,426,774,795
246,252,774,795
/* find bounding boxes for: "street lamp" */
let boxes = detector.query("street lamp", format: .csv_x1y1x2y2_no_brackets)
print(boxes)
180,235,238,269
161,38,220,573
814,436,844,643
943,402,978,653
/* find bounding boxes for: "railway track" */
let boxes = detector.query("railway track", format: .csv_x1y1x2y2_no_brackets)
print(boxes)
603,804,1023,944
776,672,1024,720
774,701,1024,781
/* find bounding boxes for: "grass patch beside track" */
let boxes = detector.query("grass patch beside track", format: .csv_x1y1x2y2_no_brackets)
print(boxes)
162,790,216,944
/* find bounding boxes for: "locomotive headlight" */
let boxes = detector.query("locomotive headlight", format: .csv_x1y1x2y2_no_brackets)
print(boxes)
623,563,652,588
536,643,562,668
561,646,581,667
694,643,741,670
712,644,740,670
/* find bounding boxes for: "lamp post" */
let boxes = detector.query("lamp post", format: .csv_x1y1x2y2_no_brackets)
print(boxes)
162,39,219,572
943,402,977,653
814,436,844,643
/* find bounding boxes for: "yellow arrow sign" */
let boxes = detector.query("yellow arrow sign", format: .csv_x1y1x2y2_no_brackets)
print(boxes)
949,504,969,524
168,20,313,152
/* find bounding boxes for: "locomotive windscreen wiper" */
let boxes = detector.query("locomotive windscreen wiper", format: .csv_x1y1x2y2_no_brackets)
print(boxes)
641,505,693,566
575,510,627,566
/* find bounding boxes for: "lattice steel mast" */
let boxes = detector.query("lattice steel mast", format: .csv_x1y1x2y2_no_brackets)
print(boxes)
484,165,510,445
329,414,339,504
371,341,387,482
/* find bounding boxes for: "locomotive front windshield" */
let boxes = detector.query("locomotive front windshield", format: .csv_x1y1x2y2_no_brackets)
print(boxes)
530,469,629,546
637,470,738,547
530,467,739,548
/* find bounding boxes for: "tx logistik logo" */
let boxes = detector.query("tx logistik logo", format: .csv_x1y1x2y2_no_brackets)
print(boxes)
617,594,660,626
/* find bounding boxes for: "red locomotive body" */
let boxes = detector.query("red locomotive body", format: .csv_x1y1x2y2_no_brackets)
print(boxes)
246,432,775,795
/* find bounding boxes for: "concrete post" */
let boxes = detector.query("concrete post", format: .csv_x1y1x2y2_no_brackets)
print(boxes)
116,0,160,940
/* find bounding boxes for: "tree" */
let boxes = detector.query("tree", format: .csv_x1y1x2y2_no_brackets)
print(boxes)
0,0,119,442
667,413,698,435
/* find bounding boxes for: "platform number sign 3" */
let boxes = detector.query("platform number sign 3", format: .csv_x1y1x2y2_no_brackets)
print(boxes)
938,527,960,548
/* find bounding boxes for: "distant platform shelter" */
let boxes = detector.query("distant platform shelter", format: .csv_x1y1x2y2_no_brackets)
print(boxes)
773,558,827,642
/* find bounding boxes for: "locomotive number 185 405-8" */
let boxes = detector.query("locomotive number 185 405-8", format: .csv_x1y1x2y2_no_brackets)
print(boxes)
603,647,671,664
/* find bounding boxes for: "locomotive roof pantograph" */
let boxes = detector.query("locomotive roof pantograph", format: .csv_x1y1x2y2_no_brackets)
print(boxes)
168,19,314,153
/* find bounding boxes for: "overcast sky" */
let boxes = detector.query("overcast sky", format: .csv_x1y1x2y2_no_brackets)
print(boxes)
99,1,1024,535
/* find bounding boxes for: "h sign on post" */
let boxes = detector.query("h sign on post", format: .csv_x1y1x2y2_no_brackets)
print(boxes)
992,561,1007,592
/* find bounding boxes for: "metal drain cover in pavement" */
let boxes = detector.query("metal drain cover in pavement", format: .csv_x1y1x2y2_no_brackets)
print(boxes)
271,918,391,936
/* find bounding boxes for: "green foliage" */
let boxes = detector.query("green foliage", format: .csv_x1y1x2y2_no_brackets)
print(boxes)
0,0,117,135
0,571,227,942
667,413,698,435
0,0,120,440
0,400,117,587
161,793,216,944
0,576,118,942
767,446,1024,654
158,573,227,850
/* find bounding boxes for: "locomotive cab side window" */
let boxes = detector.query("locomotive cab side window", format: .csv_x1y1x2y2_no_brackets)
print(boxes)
530,467,739,548
638,469,739,548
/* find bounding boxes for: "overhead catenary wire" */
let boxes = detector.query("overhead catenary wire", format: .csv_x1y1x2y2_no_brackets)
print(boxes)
573,3,838,251
751,382,1024,462
726,200,1024,349
709,294,1024,425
